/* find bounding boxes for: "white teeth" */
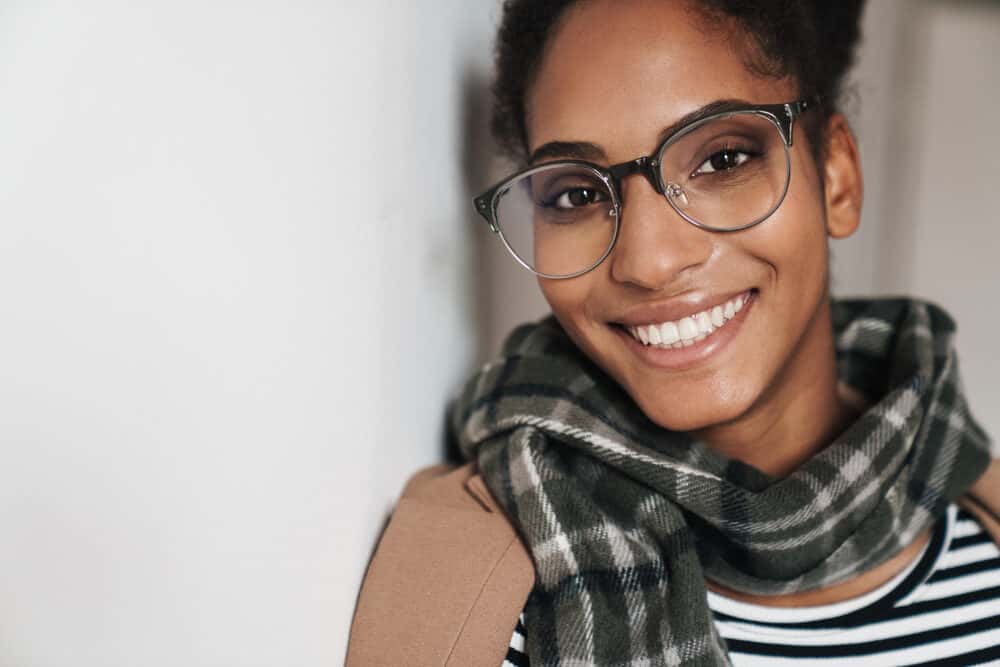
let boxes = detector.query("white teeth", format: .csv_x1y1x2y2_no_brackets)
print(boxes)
625,291,754,349
678,317,699,340
661,321,680,345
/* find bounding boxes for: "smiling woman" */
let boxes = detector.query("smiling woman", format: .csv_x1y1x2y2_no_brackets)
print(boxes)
347,1,1000,665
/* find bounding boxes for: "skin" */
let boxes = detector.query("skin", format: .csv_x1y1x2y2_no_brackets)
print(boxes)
526,0,864,479
521,0,922,605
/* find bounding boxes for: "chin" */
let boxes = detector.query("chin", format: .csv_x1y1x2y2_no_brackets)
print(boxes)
626,375,759,433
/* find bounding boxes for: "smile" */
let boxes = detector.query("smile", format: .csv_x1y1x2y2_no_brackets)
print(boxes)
626,291,751,349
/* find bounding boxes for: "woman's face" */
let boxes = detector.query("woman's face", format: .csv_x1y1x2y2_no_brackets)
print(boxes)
526,0,851,433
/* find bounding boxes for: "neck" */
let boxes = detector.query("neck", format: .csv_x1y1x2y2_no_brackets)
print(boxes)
694,298,856,478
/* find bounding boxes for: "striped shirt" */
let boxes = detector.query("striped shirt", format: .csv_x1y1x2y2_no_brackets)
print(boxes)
505,504,1000,666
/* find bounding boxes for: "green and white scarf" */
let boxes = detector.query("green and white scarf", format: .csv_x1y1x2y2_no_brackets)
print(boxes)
452,298,991,666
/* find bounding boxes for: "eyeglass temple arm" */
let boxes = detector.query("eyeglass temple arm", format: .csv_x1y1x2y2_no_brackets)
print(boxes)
473,193,500,232
781,96,820,147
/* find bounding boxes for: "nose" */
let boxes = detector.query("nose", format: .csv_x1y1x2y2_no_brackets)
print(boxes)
609,175,714,289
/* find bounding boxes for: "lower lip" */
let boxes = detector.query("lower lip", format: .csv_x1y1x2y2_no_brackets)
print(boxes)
614,291,756,371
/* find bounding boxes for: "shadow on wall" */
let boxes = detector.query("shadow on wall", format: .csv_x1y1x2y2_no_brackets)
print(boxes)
443,65,552,463
459,65,496,366
460,67,551,370
445,66,494,465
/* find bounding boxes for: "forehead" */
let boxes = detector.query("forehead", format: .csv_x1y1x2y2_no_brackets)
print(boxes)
526,0,795,159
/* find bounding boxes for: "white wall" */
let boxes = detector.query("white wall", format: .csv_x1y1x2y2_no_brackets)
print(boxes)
0,2,495,665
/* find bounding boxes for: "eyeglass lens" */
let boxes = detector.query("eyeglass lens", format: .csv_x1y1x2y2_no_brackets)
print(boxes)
492,112,790,278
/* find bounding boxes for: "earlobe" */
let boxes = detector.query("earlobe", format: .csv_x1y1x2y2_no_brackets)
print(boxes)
822,114,864,240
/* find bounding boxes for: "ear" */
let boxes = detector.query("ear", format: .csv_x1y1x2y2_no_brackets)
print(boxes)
821,114,863,239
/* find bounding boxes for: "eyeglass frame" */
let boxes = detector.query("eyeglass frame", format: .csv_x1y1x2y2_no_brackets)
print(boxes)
472,97,818,279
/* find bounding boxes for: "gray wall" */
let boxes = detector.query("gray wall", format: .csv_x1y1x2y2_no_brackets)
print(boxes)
817,1,998,440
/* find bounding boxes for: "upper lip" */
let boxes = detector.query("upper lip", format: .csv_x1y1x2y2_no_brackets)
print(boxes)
612,289,753,326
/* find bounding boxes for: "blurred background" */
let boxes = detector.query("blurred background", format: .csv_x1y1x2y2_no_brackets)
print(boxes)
0,1,996,665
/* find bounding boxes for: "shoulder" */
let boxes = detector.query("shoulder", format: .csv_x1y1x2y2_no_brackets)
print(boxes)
398,462,505,511
963,459,1000,546
347,463,535,667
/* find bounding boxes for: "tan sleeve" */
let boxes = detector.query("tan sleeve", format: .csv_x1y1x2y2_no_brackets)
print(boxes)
346,465,534,667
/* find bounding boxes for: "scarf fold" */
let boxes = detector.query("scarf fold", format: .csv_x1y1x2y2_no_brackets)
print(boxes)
451,298,991,666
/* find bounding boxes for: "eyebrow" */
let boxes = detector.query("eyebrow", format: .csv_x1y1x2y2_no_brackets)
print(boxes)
528,98,754,165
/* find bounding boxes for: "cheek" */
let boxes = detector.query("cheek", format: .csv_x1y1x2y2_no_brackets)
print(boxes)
538,272,600,328
747,160,830,298
538,272,619,368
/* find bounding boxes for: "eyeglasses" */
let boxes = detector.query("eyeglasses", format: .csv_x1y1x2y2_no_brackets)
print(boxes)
473,98,816,279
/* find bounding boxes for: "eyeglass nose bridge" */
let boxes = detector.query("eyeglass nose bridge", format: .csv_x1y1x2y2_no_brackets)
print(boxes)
606,156,665,199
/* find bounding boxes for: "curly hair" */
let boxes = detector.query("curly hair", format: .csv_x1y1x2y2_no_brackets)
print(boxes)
490,0,866,163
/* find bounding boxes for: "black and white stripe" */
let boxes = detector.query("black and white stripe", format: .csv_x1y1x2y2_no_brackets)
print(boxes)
507,505,1000,666
504,614,528,667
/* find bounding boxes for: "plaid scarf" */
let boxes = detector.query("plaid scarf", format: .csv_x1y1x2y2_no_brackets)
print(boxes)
452,298,991,666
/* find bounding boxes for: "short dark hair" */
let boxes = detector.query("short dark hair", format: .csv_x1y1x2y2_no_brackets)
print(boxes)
490,0,866,163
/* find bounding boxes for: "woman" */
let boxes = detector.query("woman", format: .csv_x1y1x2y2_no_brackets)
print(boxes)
349,1,1000,665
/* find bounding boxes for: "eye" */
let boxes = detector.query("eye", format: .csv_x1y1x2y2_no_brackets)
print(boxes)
547,187,609,209
693,147,753,175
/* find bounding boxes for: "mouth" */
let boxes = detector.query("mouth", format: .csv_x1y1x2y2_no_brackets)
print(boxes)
611,289,757,370
623,290,754,349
